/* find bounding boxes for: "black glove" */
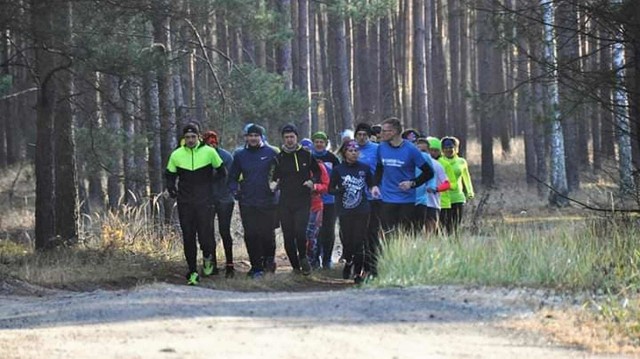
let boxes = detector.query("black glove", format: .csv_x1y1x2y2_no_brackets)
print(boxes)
167,187,177,198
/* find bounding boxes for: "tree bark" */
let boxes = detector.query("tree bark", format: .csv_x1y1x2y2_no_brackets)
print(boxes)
53,0,78,244
32,0,56,249
277,0,293,91
380,14,395,119
477,0,494,186
413,0,428,133
611,0,635,194
557,1,580,191
541,0,569,206
103,74,123,210
297,0,311,137
329,7,354,131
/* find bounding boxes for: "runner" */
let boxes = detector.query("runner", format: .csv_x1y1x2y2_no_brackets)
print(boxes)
166,124,225,285
300,138,330,270
272,124,322,275
440,136,474,234
415,137,451,234
353,122,381,277
310,131,340,269
202,130,236,277
329,140,373,284
228,124,279,278
371,117,434,235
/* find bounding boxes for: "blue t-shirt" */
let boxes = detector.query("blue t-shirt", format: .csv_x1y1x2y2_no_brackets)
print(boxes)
357,140,379,200
377,140,427,204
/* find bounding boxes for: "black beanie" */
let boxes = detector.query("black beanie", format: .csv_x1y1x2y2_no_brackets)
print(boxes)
246,124,264,136
281,123,298,136
182,124,199,135
355,122,372,136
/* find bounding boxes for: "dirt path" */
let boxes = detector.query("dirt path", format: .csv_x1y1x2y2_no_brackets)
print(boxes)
0,283,626,359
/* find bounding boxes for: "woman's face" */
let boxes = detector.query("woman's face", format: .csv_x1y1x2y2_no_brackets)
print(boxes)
442,146,456,158
344,147,360,163
313,139,327,152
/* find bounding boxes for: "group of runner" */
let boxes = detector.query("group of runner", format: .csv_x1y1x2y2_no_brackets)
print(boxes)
165,118,474,286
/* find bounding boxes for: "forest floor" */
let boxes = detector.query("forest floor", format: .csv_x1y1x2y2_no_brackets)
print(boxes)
0,140,638,358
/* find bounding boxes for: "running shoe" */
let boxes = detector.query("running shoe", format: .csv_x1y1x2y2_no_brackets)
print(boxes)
202,255,217,276
342,262,353,280
186,272,200,285
264,257,277,273
250,270,265,279
225,264,235,279
300,257,312,276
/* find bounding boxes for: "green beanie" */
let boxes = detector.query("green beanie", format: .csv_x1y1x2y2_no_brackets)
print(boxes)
311,131,328,141
427,137,442,150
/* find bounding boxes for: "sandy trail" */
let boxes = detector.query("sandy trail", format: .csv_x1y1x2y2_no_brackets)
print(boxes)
0,283,625,358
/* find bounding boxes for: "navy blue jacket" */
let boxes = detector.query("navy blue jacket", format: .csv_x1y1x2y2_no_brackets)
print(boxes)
212,147,234,204
228,144,279,208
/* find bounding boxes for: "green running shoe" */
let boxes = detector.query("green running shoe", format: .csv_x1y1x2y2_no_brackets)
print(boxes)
202,255,216,276
186,271,200,285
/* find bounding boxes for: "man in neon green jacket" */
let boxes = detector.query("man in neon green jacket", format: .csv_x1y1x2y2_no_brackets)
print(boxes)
440,136,474,234
166,124,225,285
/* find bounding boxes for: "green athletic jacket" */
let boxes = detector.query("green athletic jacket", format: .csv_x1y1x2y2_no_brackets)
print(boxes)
442,155,474,204
166,141,224,204
437,156,457,209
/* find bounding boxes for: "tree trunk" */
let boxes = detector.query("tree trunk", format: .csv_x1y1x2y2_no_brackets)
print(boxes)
448,0,461,138
557,1,580,191
122,79,138,205
541,0,569,207
368,16,380,123
297,0,311,137
413,0,428,133
32,0,56,249
309,2,319,133
477,0,494,186
380,14,395,119
611,0,635,194
53,0,78,244
277,0,293,91
329,7,354,131
103,74,123,210
356,15,373,123
144,70,163,199
431,0,447,136
402,0,412,125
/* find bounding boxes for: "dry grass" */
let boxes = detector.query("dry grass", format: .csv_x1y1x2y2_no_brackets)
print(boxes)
503,303,640,355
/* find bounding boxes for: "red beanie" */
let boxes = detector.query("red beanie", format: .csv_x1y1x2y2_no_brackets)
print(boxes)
203,130,219,147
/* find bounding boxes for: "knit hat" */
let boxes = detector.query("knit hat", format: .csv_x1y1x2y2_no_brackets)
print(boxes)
402,129,420,143
281,123,298,136
416,137,429,145
426,136,442,150
354,122,372,136
246,124,264,137
341,129,354,142
182,124,199,135
344,140,359,150
441,136,458,148
202,130,219,147
300,138,313,150
311,131,328,141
